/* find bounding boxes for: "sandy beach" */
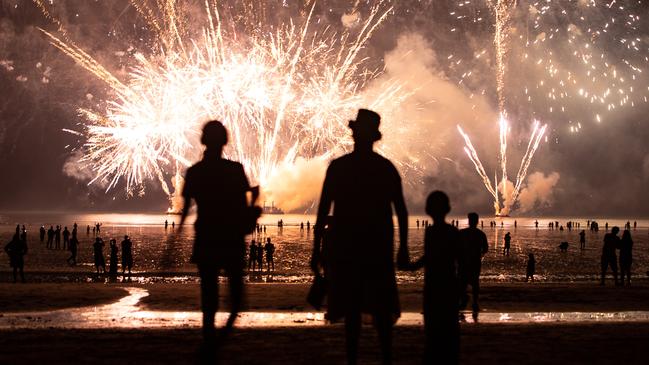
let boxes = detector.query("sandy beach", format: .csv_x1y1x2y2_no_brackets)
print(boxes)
2,281,649,364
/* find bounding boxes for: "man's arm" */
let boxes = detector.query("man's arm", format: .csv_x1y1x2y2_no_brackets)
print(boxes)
393,174,409,270
311,166,333,275
178,169,193,229
481,232,489,256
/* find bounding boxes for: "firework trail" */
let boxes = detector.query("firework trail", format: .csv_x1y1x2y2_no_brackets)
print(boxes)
455,0,647,214
35,0,412,207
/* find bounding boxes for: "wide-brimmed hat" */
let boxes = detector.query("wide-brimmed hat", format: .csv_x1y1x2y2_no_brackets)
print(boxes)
348,109,382,142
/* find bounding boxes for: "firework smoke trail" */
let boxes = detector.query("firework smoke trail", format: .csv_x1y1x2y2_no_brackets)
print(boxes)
35,0,410,205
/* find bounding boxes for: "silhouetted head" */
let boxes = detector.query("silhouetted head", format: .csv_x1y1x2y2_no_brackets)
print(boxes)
467,212,479,227
124,235,128,240
201,120,228,149
349,109,382,145
529,253,534,259
612,226,620,235
425,191,450,221
622,229,631,240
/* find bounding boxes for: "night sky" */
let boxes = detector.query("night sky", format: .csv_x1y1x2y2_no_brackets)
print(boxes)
1,0,648,215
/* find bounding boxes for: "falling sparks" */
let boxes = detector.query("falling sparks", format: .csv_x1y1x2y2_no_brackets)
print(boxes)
36,0,411,201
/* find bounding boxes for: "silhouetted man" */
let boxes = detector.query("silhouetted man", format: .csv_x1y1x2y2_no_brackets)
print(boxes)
39,226,45,243
264,238,275,272
5,232,27,282
601,226,620,285
179,120,260,352
248,240,258,271
503,232,511,255
54,225,61,249
121,235,133,277
579,230,586,250
67,232,78,266
46,226,54,249
62,226,70,250
311,109,409,365
459,212,488,320
411,191,460,365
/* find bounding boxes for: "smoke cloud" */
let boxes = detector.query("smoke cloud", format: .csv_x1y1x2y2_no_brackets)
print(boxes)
517,172,560,212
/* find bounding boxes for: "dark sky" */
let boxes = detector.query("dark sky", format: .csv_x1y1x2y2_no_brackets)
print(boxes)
1,0,648,216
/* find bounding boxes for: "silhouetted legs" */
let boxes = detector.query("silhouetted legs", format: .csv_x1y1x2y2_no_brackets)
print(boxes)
459,274,480,317
344,312,361,365
424,307,459,365
620,261,632,285
343,311,393,365
374,313,393,365
199,265,244,344
600,255,618,285
12,265,25,283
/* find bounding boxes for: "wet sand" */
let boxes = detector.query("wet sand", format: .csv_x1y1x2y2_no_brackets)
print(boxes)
2,323,649,364
0,283,127,312
139,281,649,313
3,281,649,363
4,281,649,314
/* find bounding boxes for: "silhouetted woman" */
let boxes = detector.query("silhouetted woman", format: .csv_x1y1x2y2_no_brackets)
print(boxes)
93,237,106,273
121,235,133,276
619,230,633,285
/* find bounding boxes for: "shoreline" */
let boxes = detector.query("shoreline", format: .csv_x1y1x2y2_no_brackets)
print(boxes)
3,281,649,314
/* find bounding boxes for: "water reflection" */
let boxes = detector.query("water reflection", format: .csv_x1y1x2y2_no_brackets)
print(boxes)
2,287,649,329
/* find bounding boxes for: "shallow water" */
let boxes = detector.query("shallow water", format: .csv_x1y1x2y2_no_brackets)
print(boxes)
1,212,648,283
2,287,649,329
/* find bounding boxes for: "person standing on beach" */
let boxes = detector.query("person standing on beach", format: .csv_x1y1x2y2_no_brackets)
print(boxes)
179,120,261,352
93,237,106,273
619,230,633,285
248,240,258,271
503,232,511,256
601,226,620,285
121,235,133,277
459,212,488,320
410,191,460,364
67,232,78,266
54,225,61,249
579,230,586,250
526,253,536,282
62,226,70,250
4,232,27,283
87,225,91,235
46,226,54,249
256,243,264,272
264,238,275,272
39,226,45,243
311,109,409,365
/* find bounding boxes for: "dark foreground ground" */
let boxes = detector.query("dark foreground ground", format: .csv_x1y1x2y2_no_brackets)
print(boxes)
2,324,649,365
2,281,649,364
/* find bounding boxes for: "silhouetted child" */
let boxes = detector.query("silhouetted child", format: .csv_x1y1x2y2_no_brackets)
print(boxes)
411,191,460,365
503,232,511,256
526,253,536,282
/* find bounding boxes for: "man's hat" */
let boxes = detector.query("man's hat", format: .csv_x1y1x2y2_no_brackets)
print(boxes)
348,109,382,142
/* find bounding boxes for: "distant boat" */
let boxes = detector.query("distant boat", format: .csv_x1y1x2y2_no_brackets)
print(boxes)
263,201,284,215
